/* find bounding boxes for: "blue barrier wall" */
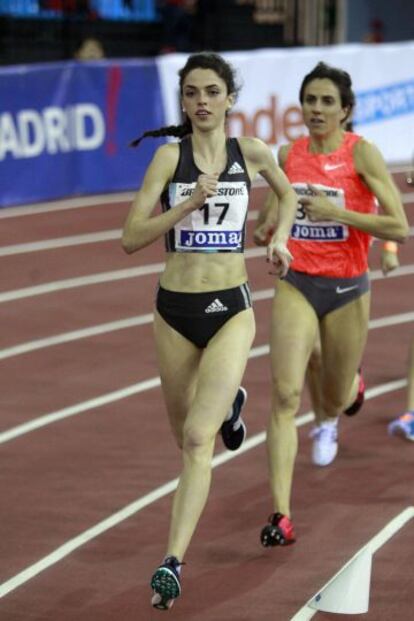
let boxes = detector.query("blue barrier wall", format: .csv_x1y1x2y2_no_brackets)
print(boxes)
0,0,157,21
0,59,166,207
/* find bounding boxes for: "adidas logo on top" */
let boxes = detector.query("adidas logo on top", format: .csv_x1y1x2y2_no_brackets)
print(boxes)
205,298,229,313
228,161,244,175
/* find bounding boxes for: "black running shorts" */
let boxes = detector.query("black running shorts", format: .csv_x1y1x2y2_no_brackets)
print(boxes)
156,282,252,348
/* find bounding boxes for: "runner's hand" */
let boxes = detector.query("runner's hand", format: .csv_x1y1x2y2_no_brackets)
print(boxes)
253,222,275,246
298,184,336,221
381,249,400,275
267,239,293,278
189,173,219,209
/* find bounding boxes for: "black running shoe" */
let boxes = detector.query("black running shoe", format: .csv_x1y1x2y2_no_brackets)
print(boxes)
150,556,182,610
220,386,247,451
260,512,296,547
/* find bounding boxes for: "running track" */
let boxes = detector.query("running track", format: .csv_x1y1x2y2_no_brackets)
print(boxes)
0,172,413,620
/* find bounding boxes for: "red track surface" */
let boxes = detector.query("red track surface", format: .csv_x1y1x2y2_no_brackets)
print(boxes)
0,175,413,620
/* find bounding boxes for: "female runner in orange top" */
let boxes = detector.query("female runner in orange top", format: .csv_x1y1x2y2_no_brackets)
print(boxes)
254,61,409,547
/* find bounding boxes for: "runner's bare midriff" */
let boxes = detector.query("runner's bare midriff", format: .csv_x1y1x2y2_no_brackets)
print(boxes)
160,252,248,292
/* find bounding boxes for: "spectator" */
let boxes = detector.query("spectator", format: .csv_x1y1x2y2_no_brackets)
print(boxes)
74,37,105,60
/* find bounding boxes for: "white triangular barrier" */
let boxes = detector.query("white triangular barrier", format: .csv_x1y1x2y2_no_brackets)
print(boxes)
309,548,372,614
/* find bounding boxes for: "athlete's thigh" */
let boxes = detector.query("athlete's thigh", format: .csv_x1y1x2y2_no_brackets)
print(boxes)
270,280,319,393
153,310,202,440
320,291,371,396
185,308,256,436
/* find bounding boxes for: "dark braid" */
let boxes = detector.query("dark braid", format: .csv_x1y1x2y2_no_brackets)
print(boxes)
130,51,239,148
129,120,192,148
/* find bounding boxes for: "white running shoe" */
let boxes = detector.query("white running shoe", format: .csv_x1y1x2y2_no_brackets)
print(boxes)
310,419,338,466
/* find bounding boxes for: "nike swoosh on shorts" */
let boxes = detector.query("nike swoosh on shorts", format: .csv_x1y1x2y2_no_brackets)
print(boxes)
336,285,358,294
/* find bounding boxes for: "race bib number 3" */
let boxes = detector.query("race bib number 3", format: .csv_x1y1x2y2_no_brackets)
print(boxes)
292,182,349,242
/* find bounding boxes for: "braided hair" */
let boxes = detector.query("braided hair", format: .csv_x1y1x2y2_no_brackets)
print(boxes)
130,51,240,148
129,120,192,148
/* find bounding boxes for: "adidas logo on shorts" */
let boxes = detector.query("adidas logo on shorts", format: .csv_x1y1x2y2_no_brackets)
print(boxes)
228,162,245,175
205,298,229,313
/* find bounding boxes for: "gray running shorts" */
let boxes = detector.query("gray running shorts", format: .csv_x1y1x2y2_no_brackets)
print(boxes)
283,269,370,319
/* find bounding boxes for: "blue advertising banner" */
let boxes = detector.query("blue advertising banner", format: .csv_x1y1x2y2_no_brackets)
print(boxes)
0,59,165,207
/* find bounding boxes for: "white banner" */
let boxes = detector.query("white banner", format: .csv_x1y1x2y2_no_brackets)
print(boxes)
156,42,414,165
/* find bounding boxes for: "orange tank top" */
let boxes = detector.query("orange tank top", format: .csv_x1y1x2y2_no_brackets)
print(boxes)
284,132,376,277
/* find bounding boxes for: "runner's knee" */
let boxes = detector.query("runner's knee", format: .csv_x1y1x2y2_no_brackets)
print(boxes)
182,423,215,456
271,379,302,416
322,388,349,413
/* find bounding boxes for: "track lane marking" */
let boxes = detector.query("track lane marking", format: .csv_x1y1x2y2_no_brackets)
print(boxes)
0,248,267,303
0,192,135,219
0,195,412,256
0,213,261,256
0,312,411,445
0,230,123,256
0,379,408,600
1,263,414,359
1,249,414,305
0,314,154,361
0,166,410,220
291,506,414,620
0,309,413,362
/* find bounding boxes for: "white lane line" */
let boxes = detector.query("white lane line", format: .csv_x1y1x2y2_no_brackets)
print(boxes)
290,506,414,621
0,230,123,256
0,204,413,258
0,191,412,257
0,343,267,445
0,247,267,303
0,305,413,363
0,378,161,445
0,379,406,600
0,192,135,219
369,264,414,281
367,507,414,554
0,311,411,444
1,252,414,306
1,259,414,361
1,230,413,302
0,264,166,304
0,314,154,361
0,287,271,361
369,311,414,329
0,212,260,256
0,166,410,220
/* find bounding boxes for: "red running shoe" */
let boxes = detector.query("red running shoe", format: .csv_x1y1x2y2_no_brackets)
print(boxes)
344,369,365,416
260,512,296,547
